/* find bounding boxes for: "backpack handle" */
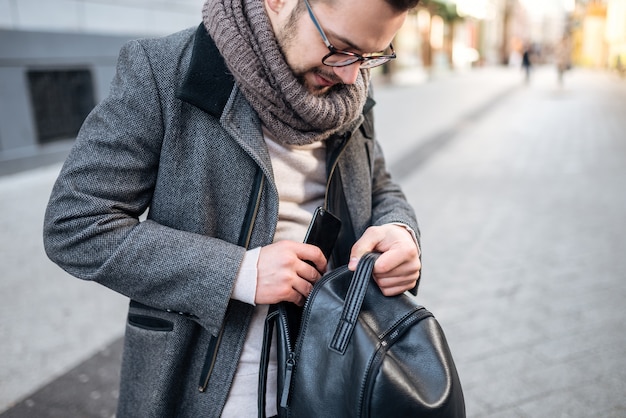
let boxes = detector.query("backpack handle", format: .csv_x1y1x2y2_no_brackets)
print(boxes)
329,252,380,354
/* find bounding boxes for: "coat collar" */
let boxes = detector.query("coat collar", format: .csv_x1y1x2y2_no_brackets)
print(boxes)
176,24,235,118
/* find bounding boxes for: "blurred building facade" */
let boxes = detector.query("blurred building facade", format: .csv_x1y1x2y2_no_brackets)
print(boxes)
566,0,626,72
389,0,625,81
606,0,626,72
389,0,572,80
0,0,201,160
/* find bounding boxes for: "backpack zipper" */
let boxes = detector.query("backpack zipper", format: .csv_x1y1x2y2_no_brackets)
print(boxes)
279,266,350,408
358,307,433,417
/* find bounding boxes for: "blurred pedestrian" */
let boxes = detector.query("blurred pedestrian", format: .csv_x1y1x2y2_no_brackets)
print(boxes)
556,36,572,86
42,0,422,417
522,44,533,84
616,55,624,78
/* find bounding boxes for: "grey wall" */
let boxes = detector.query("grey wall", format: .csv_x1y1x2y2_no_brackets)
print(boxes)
0,29,141,159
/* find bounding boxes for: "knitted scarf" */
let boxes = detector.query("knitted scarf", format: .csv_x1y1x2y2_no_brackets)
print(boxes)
202,0,369,145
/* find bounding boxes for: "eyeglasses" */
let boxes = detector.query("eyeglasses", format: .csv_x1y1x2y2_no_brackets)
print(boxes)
303,0,396,69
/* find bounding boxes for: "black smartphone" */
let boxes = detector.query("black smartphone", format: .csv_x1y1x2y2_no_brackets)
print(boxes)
303,206,342,260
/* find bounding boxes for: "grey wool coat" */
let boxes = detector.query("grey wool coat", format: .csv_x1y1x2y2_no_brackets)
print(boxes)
43,24,419,417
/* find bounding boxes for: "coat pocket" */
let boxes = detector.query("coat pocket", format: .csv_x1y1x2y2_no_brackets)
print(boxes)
128,313,174,332
117,301,198,418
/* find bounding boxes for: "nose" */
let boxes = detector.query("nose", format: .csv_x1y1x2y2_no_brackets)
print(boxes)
332,62,361,85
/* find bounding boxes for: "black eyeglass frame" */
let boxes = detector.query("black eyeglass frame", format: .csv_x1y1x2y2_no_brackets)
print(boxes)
303,0,396,69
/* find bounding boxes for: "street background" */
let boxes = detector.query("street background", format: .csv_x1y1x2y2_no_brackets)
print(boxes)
1,64,625,417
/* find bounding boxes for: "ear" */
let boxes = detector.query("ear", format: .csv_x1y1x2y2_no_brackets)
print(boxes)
265,0,287,14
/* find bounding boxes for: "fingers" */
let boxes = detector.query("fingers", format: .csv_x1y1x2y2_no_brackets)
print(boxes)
298,244,328,274
290,275,315,305
348,226,386,270
373,248,420,277
348,224,421,296
373,270,420,296
372,248,421,296
348,224,417,269
281,260,321,306
255,241,327,306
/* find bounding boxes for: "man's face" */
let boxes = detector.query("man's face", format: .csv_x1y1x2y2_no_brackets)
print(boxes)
270,0,407,95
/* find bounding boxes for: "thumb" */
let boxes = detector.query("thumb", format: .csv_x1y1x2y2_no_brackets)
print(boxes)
348,228,383,270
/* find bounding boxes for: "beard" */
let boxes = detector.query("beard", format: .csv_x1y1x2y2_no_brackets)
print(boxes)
275,7,347,96
293,67,347,96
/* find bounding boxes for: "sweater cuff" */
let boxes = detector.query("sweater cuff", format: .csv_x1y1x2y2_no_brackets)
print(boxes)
232,247,261,305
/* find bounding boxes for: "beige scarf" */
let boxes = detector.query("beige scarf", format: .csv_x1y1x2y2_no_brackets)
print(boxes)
202,0,369,145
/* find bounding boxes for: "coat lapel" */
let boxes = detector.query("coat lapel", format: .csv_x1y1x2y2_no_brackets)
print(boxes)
176,24,273,180
220,87,274,182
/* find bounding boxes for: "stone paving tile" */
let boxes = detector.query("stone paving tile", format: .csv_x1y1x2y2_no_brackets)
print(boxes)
514,389,593,418
580,374,626,413
0,339,123,418
481,407,529,418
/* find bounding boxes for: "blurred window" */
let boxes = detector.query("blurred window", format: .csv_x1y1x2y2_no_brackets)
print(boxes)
27,69,95,144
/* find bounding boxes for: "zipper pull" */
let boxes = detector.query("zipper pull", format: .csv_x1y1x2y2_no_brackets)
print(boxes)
280,353,295,408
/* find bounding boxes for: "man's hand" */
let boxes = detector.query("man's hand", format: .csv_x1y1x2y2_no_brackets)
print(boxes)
256,241,327,306
348,224,421,296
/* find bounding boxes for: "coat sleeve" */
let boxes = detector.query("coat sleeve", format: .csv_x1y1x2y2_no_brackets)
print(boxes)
362,105,420,248
366,111,422,294
42,39,243,336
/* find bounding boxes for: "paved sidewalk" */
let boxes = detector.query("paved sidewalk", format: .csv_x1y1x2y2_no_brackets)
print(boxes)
402,67,626,417
2,65,625,417
0,162,129,417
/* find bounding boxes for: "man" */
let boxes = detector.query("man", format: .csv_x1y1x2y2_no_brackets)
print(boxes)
43,0,421,416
